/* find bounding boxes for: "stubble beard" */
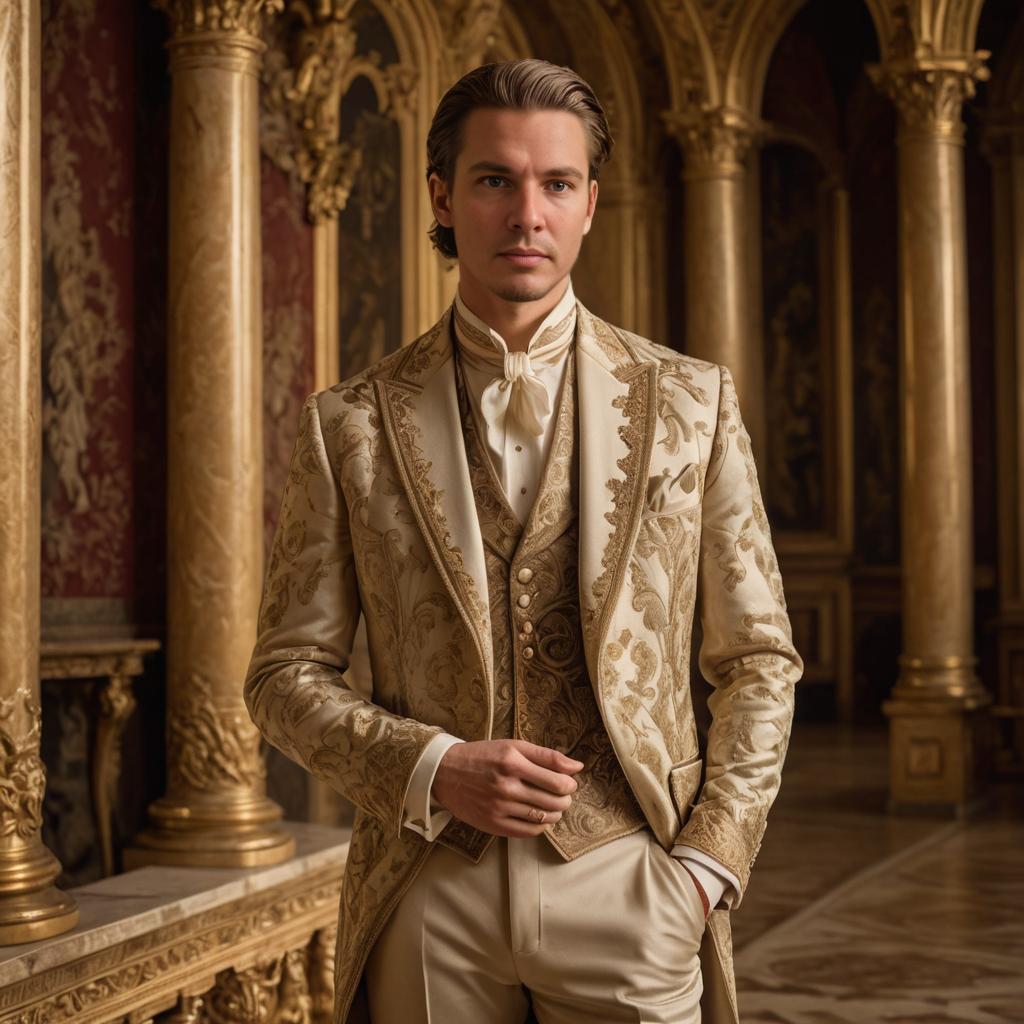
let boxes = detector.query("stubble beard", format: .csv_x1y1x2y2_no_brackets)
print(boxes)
495,281,553,303
494,251,579,304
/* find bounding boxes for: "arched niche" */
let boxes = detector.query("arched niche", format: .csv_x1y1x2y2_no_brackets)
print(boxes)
756,0,886,721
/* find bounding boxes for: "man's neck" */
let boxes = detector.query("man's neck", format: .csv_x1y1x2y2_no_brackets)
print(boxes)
456,277,570,353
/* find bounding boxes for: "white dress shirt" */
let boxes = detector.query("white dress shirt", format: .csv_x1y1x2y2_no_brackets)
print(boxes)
398,280,740,911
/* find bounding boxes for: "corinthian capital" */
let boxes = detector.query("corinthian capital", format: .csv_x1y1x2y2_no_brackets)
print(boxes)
663,106,756,177
869,54,990,141
153,0,284,41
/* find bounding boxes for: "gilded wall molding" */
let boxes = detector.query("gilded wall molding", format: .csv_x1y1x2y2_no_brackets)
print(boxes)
436,0,504,77
0,689,46,841
261,2,419,223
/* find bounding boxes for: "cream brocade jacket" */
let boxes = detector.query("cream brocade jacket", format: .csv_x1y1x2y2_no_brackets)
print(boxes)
244,300,803,1024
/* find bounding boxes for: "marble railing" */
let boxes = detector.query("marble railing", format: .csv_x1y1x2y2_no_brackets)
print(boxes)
0,823,348,1024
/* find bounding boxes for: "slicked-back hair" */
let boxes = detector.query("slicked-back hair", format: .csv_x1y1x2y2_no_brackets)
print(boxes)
426,59,613,260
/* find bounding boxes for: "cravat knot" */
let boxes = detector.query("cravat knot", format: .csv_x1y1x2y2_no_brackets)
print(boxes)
452,287,576,448
487,352,549,437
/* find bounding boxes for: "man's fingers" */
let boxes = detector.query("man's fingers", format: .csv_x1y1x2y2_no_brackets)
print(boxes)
515,741,584,775
516,756,581,797
499,786,571,813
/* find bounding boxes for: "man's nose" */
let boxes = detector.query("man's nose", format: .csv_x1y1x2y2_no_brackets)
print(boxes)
507,183,544,233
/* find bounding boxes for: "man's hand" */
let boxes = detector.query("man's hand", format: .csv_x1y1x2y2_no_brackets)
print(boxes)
432,739,584,838
681,863,711,920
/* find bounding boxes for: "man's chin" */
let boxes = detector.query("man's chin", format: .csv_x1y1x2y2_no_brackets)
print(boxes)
494,277,560,304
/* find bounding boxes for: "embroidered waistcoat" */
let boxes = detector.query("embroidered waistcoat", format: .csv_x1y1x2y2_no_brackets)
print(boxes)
437,342,647,864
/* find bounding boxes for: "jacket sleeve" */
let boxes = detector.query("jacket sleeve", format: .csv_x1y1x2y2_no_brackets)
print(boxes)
244,393,445,837
676,364,803,903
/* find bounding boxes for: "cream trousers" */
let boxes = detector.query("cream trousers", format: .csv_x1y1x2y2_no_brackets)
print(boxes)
364,827,706,1023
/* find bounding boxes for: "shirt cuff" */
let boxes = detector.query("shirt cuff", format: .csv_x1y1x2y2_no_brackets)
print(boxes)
671,845,741,910
401,732,464,842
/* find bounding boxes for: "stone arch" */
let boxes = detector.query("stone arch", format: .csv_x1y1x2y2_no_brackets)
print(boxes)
639,0,722,110
726,0,887,115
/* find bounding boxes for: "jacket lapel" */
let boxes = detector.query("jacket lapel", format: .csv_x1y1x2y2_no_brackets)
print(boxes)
376,310,495,704
575,302,659,694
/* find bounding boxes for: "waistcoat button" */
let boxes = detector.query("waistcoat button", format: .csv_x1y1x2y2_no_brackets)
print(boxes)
522,646,535,659
517,567,534,583
522,620,534,633
517,593,532,608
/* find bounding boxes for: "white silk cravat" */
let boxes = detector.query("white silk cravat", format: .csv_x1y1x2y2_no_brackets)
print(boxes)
453,283,577,455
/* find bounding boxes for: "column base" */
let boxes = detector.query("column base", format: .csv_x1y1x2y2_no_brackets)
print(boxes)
0,839,79,945
124,793,295,869
883,686,992,810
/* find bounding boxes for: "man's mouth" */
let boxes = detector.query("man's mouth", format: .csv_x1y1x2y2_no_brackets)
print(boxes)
499,249,549,267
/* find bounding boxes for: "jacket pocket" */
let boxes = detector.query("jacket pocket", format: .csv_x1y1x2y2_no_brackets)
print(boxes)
668,755,704,824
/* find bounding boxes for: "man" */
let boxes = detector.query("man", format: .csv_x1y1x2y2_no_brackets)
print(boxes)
245,58,801,1024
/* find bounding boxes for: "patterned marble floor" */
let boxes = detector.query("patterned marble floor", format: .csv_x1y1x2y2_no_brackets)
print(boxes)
732,725,1024,1023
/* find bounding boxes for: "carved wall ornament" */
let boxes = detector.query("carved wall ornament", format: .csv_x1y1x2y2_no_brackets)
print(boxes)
153,0,285,39
0,689,46,840
436,0,504,77
261,2,418,223
167,677,266,792
868,52,990,140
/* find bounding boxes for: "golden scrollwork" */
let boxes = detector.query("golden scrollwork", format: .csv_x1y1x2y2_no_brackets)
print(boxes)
167,678,266,793
274,948,314,1024
204,957,283,1024
437,0,504,77
868,52,990,141
307,925,337,1024
663,106,757,176
261,2,418,223
0,688,46,841
153,0,285,39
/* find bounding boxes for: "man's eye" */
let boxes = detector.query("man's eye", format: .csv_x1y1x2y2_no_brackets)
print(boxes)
483,176,505,188
549,181,571,193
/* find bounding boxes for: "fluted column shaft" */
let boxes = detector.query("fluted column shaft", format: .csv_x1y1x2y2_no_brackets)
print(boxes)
128,0,291,868
871,56,990,807
667,108,765,462
0,0,78,943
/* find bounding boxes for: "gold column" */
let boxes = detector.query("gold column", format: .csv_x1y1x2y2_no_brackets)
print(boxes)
665,107,765,463
0,0,78,943
986,113,1024,767
870,56,991,808
128,0,293,868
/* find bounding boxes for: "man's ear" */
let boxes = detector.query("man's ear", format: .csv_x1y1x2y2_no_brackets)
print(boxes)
582,178,599,235
428,172,454,227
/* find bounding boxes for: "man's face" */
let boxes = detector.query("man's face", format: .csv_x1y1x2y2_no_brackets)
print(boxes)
429,107,599,306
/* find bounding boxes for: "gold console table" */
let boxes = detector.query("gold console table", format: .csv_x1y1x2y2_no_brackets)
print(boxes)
0,822,346,1023
40,638,161,878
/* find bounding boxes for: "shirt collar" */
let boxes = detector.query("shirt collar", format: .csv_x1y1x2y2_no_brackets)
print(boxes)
452,280,577,365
